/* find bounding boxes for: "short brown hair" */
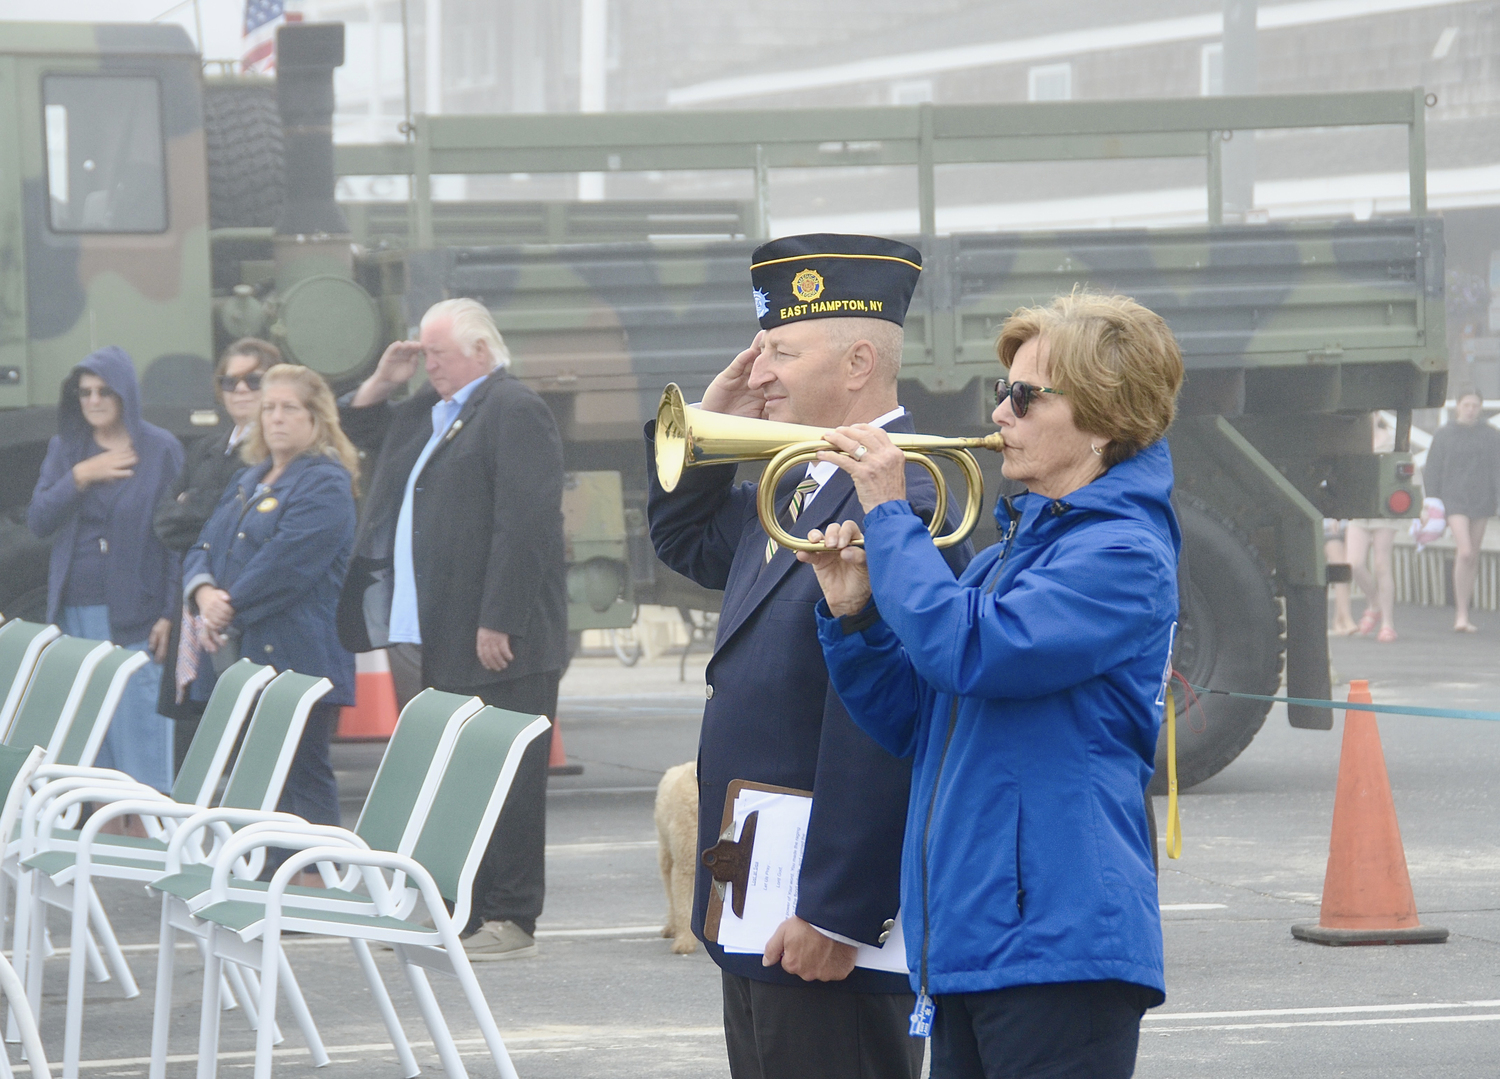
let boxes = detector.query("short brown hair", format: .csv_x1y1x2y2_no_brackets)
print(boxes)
997,290,1183,467
241,364,361,496
214,337,281,401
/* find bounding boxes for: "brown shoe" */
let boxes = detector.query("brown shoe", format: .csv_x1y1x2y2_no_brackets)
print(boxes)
461,920,537,962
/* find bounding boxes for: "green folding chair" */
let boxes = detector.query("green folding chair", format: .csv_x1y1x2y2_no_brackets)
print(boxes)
147,687,487,1079
17,671,330,1079
188,706,549,1079
5,658,276,1034
0,742,52,1078
0,620,61,740
0,643,151,1013
2,637,115,760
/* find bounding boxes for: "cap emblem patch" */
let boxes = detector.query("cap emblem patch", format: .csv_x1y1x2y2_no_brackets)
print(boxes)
753,288,769,319
256,496,279,513
791,269,825,303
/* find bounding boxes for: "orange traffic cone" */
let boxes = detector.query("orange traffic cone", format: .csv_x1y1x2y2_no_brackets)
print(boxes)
1291,679,1446,946
337,650,400,741
547,716,583,776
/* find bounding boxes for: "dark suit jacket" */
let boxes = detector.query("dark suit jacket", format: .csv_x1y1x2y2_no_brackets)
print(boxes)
646,412,972,994
338,370,568,689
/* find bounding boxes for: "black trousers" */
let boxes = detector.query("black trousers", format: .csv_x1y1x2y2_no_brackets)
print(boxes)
389,643,558,936
721,969,925,1079
931,980,1151,1079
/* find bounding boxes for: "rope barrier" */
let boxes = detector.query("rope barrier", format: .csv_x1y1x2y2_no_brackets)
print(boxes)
1185,686,1500,724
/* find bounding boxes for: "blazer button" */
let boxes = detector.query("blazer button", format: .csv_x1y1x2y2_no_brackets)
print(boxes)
237,532,246,539
705,684,714,700
878,918,895,944
263,644,274,654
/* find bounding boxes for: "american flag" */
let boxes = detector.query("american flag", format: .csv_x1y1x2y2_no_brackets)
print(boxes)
242,0,301,74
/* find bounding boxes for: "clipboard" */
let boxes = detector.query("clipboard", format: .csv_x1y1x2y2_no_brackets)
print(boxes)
702,779,811,943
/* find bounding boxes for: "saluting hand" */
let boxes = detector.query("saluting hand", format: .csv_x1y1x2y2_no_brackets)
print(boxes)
351,340,425,407
798,521,872,617
700,331,768,418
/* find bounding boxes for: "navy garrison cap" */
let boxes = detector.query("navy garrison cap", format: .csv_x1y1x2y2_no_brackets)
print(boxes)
749,233,922,330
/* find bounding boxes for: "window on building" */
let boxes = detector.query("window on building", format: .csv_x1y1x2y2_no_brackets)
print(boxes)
1027,63,1071,102
43,75,167,233
890,79,933,106
1201,43,1224,96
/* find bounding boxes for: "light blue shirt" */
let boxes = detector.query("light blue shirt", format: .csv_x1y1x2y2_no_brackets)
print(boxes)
387,374,488,645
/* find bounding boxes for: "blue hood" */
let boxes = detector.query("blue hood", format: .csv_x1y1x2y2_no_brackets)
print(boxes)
59,346,147,452
993,439,1181,559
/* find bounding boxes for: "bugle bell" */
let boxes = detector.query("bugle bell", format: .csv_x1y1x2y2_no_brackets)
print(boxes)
654,383,1003,552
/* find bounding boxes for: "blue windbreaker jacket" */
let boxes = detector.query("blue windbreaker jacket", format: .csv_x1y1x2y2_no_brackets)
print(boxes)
817,440,1180,1000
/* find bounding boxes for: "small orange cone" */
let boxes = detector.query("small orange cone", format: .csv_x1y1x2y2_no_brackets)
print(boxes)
336,650,400,741
547,716,583,776
1292,679,1446,946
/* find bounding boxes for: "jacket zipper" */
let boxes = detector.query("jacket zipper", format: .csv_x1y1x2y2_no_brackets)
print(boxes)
1015,802,1025,917
919,501,1021,999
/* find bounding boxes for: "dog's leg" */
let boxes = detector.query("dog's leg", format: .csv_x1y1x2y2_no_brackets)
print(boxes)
668,816,698,954
657,817,676,940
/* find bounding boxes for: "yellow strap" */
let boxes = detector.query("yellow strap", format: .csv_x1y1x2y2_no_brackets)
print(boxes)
1165,689,1182,859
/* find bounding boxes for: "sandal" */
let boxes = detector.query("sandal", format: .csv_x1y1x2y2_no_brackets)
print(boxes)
1356,609,1380,636
1377,626,1398,643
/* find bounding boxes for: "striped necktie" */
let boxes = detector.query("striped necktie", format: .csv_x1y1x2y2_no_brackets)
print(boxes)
765,474,821,563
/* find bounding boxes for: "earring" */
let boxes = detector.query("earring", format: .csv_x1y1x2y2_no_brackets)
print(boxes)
1091,444,1103,456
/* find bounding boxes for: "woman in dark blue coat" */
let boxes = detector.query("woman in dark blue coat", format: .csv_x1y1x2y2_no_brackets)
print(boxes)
182,365,358,850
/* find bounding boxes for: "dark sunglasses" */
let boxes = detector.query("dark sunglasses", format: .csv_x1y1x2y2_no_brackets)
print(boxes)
219,372,264,393
76,385,117,401
994,378,1065,417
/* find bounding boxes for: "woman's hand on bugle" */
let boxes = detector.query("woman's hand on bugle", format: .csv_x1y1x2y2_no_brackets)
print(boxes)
798,520,872,617
818,424,907,513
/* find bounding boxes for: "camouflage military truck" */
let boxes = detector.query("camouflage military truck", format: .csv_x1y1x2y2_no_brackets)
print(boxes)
0,20,1441,788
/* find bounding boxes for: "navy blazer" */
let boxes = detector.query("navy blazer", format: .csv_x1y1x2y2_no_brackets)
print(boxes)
183,453,357,706
646,412,972,994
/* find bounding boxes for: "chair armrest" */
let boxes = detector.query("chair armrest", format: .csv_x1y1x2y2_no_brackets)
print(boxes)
209,830,373,907
164,809,313,873
256,847,453,939
23,782,170,858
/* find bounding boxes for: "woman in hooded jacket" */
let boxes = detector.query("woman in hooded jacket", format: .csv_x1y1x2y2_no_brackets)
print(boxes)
800,292,1183,1078
27,346,185,794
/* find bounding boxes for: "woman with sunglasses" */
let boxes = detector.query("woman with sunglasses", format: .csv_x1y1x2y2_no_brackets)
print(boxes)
799,292,1183,1079
27,347,185,795
153,338,281,767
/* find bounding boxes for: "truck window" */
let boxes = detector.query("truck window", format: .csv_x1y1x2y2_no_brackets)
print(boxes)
43,75,167,233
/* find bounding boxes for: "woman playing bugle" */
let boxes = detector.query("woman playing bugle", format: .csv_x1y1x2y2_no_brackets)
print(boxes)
799,291,1183,1079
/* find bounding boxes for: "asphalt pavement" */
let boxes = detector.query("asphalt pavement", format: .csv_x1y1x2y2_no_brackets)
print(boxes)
14,604,1500,1077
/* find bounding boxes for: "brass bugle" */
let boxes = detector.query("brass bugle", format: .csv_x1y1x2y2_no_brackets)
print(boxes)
654,383,1004,552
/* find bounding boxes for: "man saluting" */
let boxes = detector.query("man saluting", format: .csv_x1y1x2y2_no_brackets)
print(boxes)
647,234,972,1079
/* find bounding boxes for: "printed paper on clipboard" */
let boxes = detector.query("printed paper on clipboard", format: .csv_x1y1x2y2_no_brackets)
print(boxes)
707,781,908,974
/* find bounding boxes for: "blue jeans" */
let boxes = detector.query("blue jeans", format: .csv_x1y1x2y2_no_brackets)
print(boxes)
59,606,173,793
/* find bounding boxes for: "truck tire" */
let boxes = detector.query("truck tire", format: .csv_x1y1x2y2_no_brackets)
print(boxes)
1150,497,1284,792
203,81,285,229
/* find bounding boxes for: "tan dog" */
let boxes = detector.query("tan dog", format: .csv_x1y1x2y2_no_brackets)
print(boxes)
655,761,699,954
